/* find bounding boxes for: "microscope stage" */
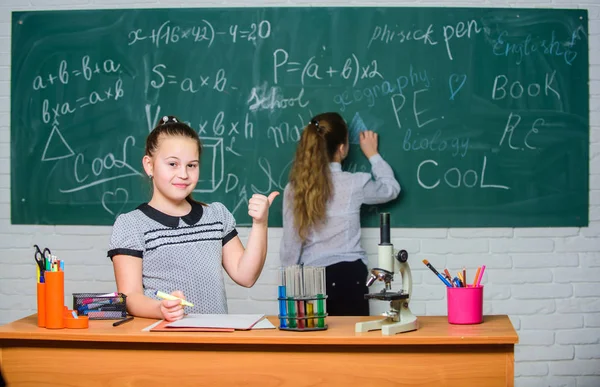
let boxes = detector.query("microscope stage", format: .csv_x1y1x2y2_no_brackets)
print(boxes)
365,291,409,301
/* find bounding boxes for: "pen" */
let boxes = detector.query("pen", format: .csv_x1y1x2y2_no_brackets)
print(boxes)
112,316,134,327
155,290,194,307
422,260,452,287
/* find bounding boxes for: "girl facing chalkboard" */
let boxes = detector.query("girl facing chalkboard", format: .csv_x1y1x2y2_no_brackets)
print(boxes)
280,112,400,316
107,115,278,321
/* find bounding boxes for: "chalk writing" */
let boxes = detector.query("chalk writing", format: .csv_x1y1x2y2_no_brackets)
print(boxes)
11,7,588,227
247,84,309,112
492,28,584,66
333,66,430,111
128,19,271,48
417,156,509,190
273,48,383,87
32,56,121,91
150,64,229,94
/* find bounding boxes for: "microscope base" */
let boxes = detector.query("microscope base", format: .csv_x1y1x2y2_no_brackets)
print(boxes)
355,314,418,335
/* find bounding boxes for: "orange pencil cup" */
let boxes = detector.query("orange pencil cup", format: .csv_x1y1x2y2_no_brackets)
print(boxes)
36,282,46,327
45,271,65,329
64,314,89,329
447,285,483,325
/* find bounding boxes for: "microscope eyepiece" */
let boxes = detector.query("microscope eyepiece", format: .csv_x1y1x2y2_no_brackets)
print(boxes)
380,212,391,245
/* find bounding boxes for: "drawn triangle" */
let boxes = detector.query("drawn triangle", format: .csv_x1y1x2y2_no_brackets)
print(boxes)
41,125,75,162
348,112,367,144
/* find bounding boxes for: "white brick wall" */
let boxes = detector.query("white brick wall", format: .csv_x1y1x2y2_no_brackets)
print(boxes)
0,1,598,386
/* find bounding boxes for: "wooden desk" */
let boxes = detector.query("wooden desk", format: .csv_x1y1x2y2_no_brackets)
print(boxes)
0,315,518,386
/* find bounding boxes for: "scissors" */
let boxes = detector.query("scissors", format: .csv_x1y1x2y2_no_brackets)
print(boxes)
33,244,52,272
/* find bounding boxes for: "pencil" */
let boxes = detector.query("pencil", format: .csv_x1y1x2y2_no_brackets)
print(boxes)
457,271,465,287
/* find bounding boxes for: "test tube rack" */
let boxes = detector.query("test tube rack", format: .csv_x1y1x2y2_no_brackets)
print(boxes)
278,265,328,331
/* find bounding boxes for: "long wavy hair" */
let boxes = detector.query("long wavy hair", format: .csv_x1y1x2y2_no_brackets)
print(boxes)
288,112,348,241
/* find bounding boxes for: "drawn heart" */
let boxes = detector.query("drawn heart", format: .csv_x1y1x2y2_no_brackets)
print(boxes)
449,74,467,101
102,188,129,216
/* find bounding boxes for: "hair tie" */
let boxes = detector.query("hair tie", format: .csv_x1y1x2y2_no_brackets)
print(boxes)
310,119,322,133
162,116,178,124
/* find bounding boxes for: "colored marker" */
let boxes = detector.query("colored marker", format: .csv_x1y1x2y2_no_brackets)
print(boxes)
98,292,119,297
422,259,452,287
82,300,113,309
475,265,486,287
83,311,124,318
473,267,482,287
113,316,134,327
155,290,194,307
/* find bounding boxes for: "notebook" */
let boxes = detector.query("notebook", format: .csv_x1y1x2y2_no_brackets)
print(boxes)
147,314,267,332
149,319,234,332
166,314,265,330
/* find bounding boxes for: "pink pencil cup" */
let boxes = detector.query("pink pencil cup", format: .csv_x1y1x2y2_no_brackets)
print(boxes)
447,285,483,325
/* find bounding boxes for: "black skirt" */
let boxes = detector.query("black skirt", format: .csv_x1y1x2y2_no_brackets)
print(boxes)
325,260,370,316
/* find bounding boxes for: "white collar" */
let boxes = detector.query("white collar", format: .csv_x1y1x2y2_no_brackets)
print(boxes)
329,162,342,172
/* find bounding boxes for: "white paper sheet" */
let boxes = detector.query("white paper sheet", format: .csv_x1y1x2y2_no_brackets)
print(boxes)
251,318,277,330
165,314,265,330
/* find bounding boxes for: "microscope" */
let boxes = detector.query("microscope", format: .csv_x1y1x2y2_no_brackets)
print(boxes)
355,213,419,335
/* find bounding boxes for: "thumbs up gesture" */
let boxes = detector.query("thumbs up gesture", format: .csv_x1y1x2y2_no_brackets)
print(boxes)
248,192,279,225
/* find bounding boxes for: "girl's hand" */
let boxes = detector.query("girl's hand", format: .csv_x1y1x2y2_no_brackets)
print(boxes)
159,290,186,322
248,192,280,225
359,130,379,159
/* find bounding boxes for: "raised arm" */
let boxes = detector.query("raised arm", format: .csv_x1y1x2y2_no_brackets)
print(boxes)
359,130,401,204
222,192,279,287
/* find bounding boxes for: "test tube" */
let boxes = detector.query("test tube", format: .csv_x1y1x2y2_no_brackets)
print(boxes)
296,264,305,329
306,266,315,328
286,266,297,328
278,267,287,328
316,266,326,328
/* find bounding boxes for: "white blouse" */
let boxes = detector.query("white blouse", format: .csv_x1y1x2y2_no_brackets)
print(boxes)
280,154,400,267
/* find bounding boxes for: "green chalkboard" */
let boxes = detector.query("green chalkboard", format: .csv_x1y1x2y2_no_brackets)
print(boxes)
11,7,589,227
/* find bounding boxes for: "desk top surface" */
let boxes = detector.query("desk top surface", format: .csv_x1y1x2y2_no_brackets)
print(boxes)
0,315,518,346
